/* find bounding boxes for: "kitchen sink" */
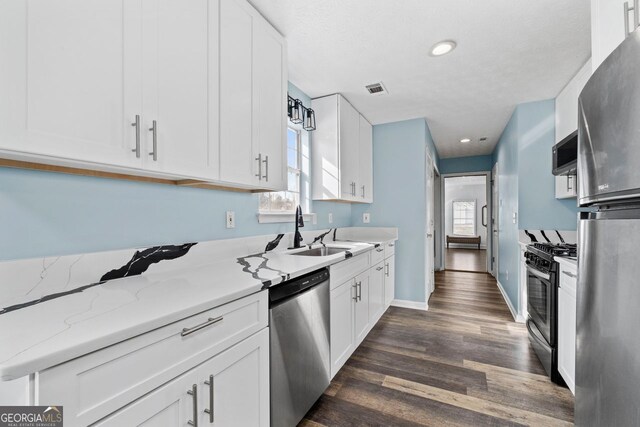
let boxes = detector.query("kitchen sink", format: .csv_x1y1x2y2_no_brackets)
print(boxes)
289,246,350,256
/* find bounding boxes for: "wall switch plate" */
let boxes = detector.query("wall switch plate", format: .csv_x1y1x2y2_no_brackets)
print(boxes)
226,211,235,229
328,213,333,224
363,213,370,223
512,212,517,224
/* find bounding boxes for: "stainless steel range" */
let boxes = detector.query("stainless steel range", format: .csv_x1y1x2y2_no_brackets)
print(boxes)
524,242,576,385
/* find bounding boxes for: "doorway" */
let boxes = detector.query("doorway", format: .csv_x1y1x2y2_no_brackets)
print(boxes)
442,174,489,273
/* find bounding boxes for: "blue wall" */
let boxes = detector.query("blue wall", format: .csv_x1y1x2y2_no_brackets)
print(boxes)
517,100,579,230
0,83,352,261
352,118,439,303
439,155,493,175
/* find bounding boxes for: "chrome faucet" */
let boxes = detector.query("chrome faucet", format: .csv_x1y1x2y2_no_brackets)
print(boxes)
293,205,304,248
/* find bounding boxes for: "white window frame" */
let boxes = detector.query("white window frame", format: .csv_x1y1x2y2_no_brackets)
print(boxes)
452,199,476,236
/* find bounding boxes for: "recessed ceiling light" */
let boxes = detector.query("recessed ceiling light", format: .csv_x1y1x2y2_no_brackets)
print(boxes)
460,138,471,143
430,40,457,56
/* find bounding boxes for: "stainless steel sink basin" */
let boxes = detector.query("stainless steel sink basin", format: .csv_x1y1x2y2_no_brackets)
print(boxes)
289,246,350,256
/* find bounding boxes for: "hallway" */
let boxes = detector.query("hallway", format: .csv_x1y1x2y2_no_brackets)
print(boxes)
445,248,487,272
301,271,574,426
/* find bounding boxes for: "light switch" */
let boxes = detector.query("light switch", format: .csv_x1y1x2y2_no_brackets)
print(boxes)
512,212,517,224
328,213,333,224
363,213,370,223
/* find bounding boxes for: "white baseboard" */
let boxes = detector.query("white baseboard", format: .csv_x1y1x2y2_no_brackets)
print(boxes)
391,299,429,311
496,280,525,323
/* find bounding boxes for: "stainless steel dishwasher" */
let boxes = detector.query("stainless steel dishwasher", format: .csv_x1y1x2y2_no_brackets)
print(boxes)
269,268,330,427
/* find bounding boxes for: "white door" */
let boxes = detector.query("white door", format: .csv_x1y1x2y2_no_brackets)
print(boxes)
358,115,373,202
425,153,436,296
330,280,355,378
253,17,287,191
491,164,499,277
0,0,143,167
369,262,385,323
353,271,370,346
219,0,258,186
339,97,360,200
142,0,219,180
384,255,396,307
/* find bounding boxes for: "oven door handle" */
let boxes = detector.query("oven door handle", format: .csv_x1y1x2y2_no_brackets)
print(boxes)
526,264,551,282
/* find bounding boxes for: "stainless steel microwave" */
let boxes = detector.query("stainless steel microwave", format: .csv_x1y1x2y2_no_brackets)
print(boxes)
552,130,577,176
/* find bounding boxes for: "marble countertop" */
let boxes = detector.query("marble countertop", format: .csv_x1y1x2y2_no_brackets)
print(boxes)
0,229,396,381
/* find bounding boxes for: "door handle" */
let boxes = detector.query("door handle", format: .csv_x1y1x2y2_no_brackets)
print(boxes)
204,375,214,423
262,155,268,182
148,120,158,161
131,115,141,158
255,153,262,180
187,384,198,427
482,205,488,227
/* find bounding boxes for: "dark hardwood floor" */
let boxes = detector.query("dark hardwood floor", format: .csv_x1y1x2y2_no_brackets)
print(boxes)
445,248,487,273
300,270,574,426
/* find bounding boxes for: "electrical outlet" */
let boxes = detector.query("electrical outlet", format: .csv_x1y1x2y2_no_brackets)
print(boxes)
226,211,235,229
328,213,333,224
512,212,517,224
363,213,370,223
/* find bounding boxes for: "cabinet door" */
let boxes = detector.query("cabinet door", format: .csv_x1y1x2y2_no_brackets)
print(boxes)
0,0,143,167
142,0,219,180
93,369,200,427
369,262,386,324
555,175,578,199
339,97,360,200
203,328,270,426
354,271,370,346
253,17,287,191
384,255,396,307
558,272,577,395
330,279,355,378
358,115,373,202
219,0,259,186
592,0,630,70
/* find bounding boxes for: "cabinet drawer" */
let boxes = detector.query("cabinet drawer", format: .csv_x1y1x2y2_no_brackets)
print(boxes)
559,268,577,297
385,241,396,258
370,245,385,265
38,291,268,427
330,252,370,290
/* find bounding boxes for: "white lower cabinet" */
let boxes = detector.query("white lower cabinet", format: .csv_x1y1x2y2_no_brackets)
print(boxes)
329,279,356,377
384,255,396,307
95,328,269,427
558,264,577,394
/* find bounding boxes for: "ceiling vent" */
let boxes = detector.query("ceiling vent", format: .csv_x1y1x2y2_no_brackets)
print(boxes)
365,82,388,96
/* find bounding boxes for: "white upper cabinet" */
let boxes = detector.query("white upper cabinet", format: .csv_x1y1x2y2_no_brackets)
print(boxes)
0,0,143,168
142,0,219,180
555,59,592,143
592,0,633,70
0,0,287,190
219,0,287,191
311,94,373,203
359,115,374,203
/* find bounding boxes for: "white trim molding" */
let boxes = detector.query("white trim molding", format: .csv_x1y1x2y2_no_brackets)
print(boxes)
391,299,429,311
496,280,526,323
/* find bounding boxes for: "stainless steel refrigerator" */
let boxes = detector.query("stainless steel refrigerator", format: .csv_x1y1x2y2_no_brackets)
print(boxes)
576,30,640,426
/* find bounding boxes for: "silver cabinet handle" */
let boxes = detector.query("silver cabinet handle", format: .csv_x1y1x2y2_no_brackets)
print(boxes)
376,266,384,271
388,243,395,247
562,270,577,279
181,316,223,337
376,248,384,252
262,155,268,182
255,154,262,180
131,115,141,158
204,375,214,423
148,120,157,161
353,182,356,196
352,282,358,301
187,384,198,427
385,263,390,277
356,281,362,301
361,185,365,198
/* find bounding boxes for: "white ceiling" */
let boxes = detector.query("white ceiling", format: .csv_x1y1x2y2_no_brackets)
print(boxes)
248,0,591,158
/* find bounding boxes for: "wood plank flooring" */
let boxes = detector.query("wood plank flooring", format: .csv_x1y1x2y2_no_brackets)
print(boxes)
445,248,487,272
300,270,574,426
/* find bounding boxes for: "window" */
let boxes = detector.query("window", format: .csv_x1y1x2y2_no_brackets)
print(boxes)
452,200,476,236
259,128,301,212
